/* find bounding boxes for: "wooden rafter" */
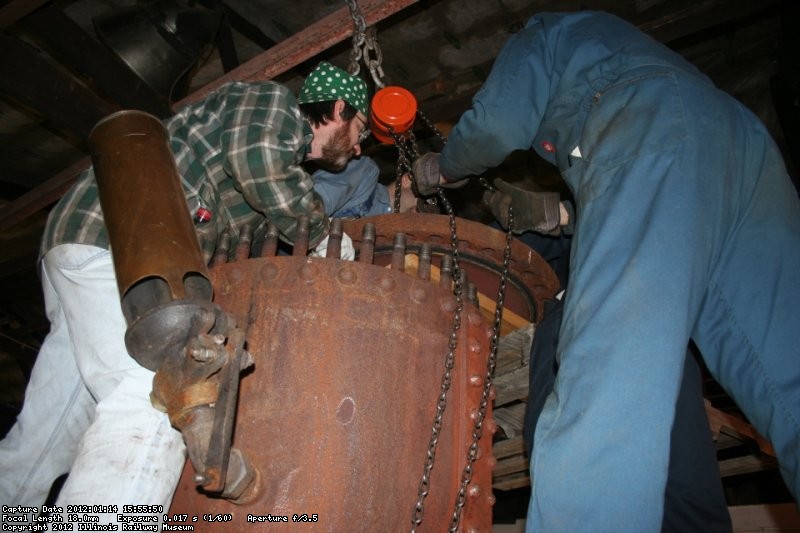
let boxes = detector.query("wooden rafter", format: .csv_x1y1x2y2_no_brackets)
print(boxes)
0,0,419,231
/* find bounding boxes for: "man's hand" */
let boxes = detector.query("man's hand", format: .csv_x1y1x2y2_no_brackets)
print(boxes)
387,173,418,213
411,152,443,196
483,178,562,234
411,153,469,196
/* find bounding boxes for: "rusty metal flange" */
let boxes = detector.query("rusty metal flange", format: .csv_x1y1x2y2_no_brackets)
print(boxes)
344,213,561,323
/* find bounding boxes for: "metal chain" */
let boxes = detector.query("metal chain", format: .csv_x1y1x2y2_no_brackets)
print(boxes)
414,109,448,149
411,187,464,532
391,127,430,213
364,26,386,89
391,129,412,213
345,0,366,76
405,116,455,528
405,106,513,530
478,177,495,191
393,156,407,213
449,208,513,532
345,0,386,88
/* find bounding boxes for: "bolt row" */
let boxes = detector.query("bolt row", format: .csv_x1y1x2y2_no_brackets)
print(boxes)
208,219,480,307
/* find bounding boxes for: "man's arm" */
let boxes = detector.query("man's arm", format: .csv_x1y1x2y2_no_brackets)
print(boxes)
312,156,391,218
220,83,329,247
439,17,553,182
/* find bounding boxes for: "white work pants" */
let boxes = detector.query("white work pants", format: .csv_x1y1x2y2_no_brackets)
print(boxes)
0,244,185,517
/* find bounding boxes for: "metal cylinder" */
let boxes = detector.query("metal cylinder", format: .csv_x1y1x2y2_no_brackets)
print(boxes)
90,110,212,325
169,255,496,531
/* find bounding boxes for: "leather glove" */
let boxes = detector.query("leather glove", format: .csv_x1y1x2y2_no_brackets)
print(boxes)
411,152,468,196
482,178,562,235
310,231,355,260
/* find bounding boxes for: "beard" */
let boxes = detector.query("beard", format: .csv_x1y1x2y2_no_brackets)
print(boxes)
315,123,355,172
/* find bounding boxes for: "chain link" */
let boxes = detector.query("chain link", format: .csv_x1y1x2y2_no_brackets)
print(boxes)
449,207,513,531
406,129,514,533
392,129,412,213
478,177,495,191
411,187,464,532
414,109,448,149
364,26,386,89
391,127,431,213
409,184,513,531
402,85,513,530
345,0,366,76
353,2,516,528
345,0,386,88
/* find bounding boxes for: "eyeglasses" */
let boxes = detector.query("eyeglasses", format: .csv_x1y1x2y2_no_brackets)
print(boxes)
354,114,371,144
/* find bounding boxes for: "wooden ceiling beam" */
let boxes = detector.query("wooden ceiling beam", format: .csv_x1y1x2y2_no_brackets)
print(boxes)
0,0,49,29
19,4,171,117
0,30,116,143
638,0,782,43
175,0,418,107
3,0,780,231
0,0,419,231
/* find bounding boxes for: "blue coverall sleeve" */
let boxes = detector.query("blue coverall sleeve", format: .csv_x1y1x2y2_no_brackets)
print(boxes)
440,18,553,181
313,156,386,218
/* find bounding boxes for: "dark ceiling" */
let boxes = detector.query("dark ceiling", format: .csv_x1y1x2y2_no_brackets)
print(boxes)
0,0,798,506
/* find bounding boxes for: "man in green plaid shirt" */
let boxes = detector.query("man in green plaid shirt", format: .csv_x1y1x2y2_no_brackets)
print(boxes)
0,62,370,517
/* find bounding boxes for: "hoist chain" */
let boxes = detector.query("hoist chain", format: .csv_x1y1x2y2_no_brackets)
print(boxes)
478,176,495,191
414,109,449,148
404,125,514,530
393,156,407,213
449,208,513,532
390,128,412,212
410,186,464,532
345,0,386,88
390,127,437,214
391,107,447,213
385,73,515,528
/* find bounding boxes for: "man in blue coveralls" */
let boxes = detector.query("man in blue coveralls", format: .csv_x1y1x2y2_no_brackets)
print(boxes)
414,11,800,531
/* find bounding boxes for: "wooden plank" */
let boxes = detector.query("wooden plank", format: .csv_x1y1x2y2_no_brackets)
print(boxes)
728,503,800,531
0,158,90,233
493,454,529,479
718,454,778,478
0,0,419,231
0,0,49,28
494,366,530,407
0,31,116,143
706,400,776,456
638,0,783,44
715,431,748,451
174,0,419,108
494,402,526,438
495,323,534,376
493,472,531,492
492,435,526,460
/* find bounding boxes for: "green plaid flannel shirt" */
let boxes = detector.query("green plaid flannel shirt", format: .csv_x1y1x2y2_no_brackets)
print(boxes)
41,81,329,264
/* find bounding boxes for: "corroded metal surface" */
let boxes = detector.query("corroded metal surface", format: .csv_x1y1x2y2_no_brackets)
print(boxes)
169,255,495,531
344,213,561,323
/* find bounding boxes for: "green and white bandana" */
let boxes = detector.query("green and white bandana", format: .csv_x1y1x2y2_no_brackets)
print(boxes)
297,62,368,116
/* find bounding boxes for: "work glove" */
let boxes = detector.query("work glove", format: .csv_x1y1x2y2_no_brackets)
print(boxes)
310,231,355,260
411,152,468,196
483,178,562,235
